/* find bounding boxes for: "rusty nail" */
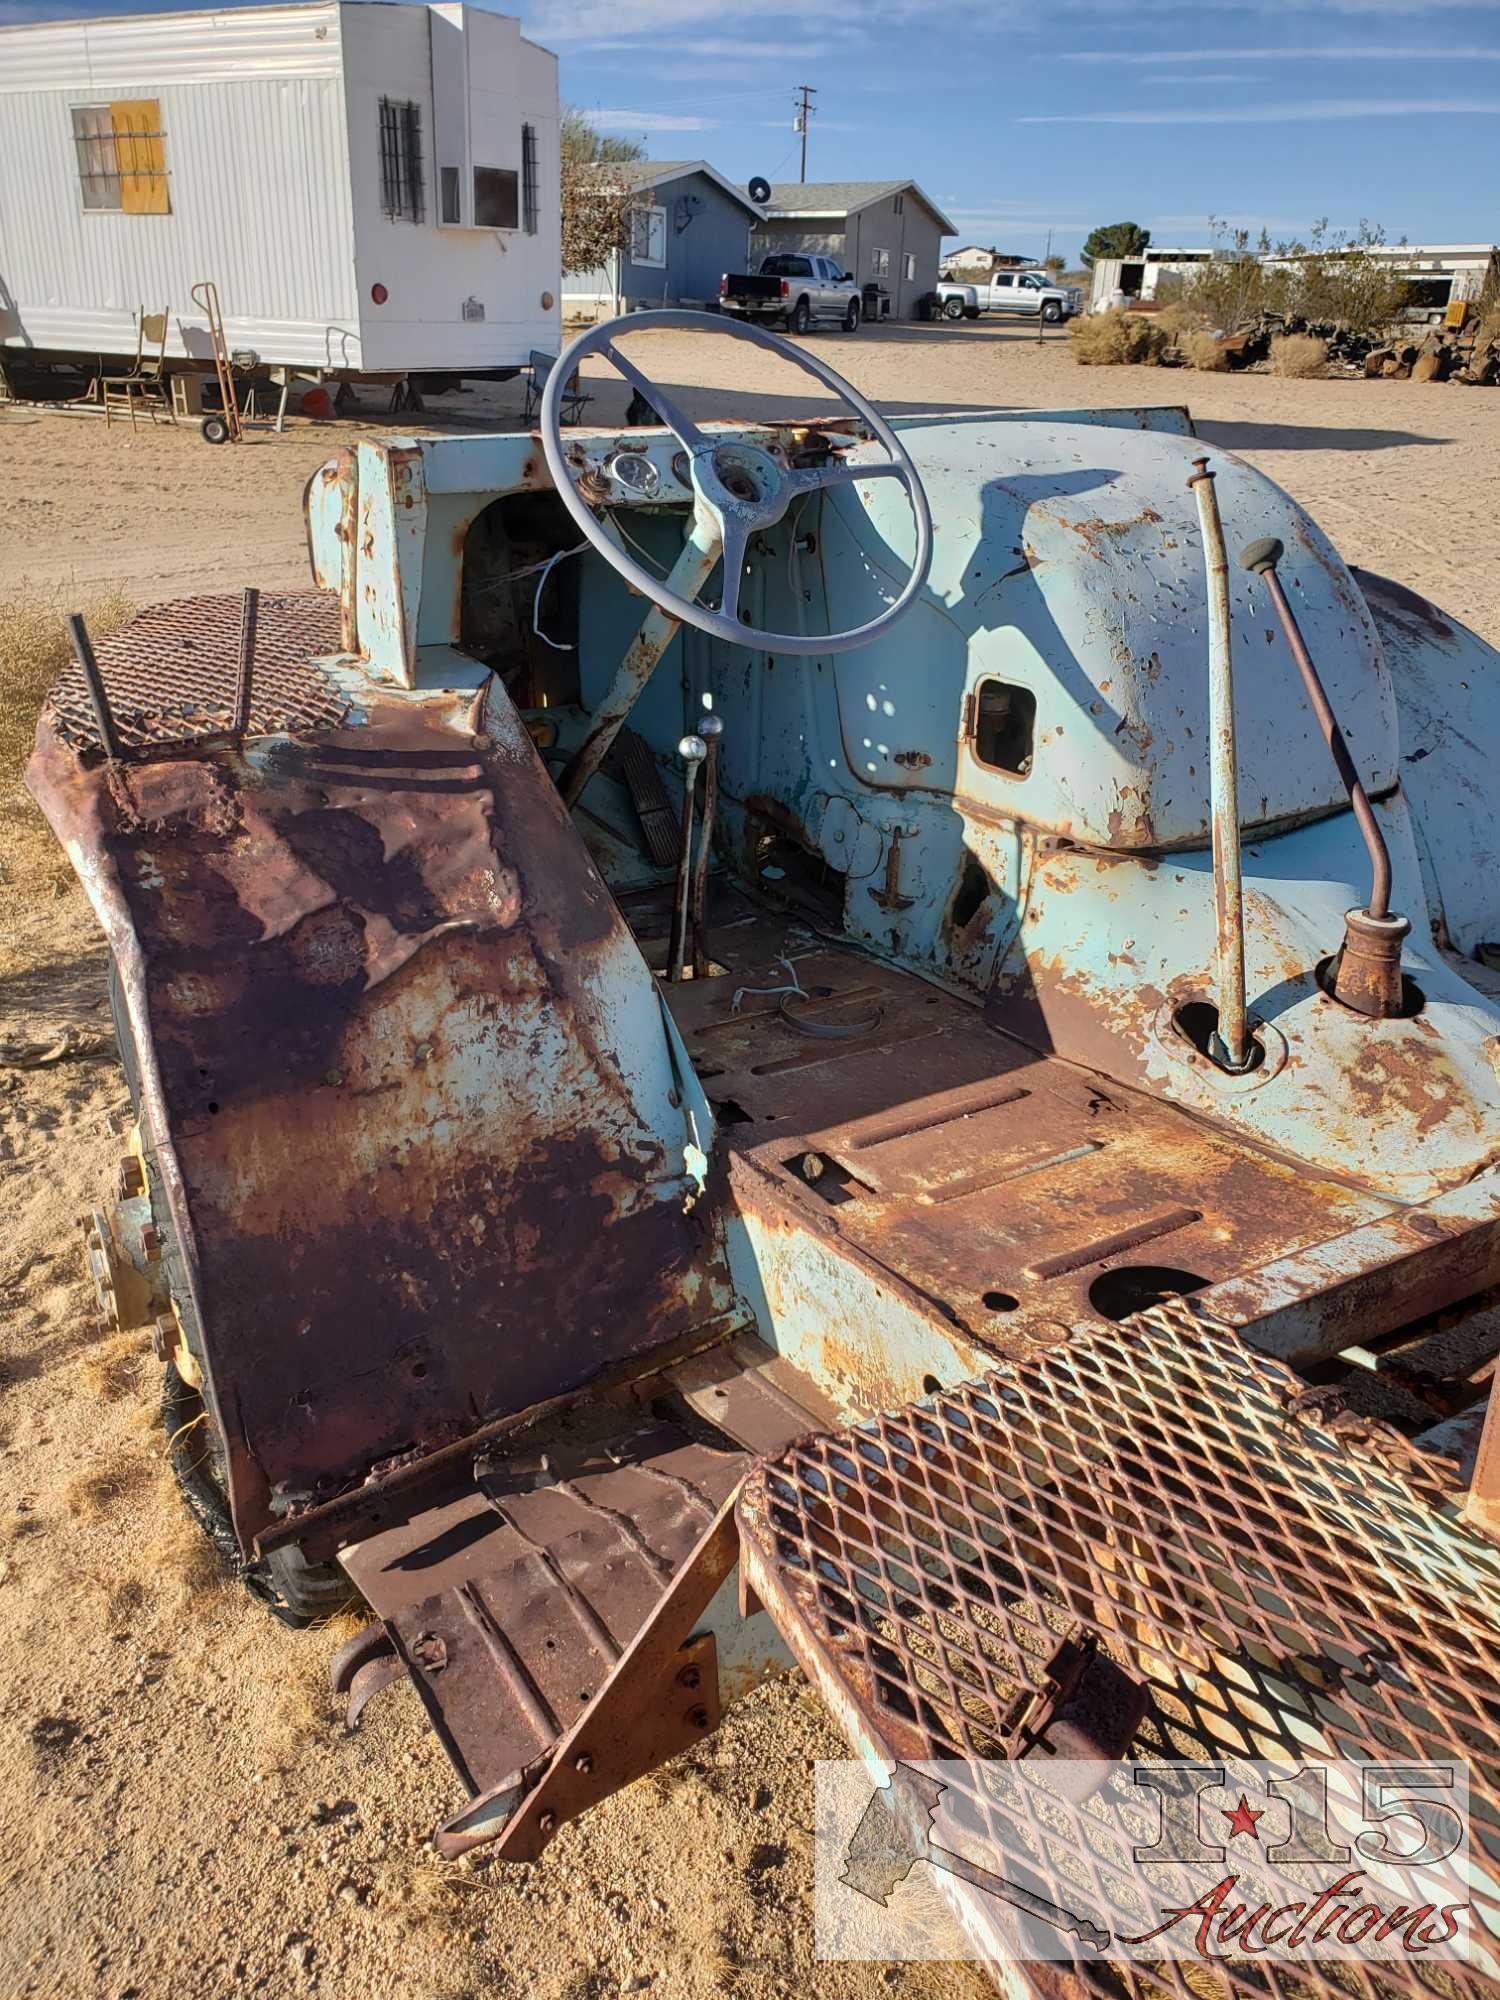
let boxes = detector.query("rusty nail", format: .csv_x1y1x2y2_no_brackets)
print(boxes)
573,1752,593,1774
410,1632,448,1673
140,1225,163,1264
117,1157,145,1200
677,1664,701,1690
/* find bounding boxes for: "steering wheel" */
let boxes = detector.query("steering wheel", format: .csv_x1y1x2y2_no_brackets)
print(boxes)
539,308,932,658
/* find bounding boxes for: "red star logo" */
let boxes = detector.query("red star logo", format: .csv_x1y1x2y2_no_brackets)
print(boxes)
1223,1794,1265,1841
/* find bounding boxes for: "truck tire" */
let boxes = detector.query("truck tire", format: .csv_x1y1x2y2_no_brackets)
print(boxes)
843,297,862,332
1042,300,1063,324
964,306,981,321
789,298,812,336
944,297,965,322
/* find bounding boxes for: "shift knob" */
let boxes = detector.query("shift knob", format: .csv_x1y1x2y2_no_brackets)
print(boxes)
1240,536,1284,575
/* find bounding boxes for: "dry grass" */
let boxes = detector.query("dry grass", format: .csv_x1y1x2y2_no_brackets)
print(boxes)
81,1327,148,1401
0,585,133,891
1270,333,1329,378
1067,309,1171,367
64,1451,152,1518
1181,331,1232,372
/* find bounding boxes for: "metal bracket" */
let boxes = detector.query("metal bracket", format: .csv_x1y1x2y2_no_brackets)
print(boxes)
441,1492,739,1862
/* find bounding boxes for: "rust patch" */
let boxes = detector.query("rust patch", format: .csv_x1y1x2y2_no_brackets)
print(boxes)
1353,566,1456,642
28,688,726,1553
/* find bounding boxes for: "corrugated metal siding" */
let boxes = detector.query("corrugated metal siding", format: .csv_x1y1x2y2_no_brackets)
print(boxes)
0,5,343,92
0,59,360,369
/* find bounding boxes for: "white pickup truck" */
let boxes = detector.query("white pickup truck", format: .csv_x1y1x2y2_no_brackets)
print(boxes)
936,269,1082,324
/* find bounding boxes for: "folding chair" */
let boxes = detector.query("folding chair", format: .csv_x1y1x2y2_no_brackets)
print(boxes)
102,308,173,429
522,349,592,427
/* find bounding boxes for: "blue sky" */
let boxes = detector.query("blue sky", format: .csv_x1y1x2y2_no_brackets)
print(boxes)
533,0,1500,258
6,0,1498,256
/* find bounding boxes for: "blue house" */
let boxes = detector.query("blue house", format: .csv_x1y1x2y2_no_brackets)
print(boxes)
562,160,763,317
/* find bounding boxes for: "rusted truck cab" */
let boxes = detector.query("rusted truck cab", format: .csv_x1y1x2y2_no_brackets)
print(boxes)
30,315,1500,1967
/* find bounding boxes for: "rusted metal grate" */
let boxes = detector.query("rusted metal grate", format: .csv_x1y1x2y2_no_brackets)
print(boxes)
738,1299,1500,1996
46,592,347,755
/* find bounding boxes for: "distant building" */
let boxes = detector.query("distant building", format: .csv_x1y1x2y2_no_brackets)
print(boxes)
940,246,1035,278
754,180,955,319
1089,241,1500,323
562,160,763,318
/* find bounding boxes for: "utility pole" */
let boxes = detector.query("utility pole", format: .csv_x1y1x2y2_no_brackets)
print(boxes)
793,83,817,180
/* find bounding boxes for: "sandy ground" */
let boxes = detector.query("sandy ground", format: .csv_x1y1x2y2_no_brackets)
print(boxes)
2,320,1496,2000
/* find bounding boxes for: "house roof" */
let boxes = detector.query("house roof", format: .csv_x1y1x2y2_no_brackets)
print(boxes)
600,159,764,219
763,180,956,235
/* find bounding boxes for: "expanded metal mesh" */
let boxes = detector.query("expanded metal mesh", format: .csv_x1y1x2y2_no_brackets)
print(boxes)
740,1299,1500,1997
46,592,346,755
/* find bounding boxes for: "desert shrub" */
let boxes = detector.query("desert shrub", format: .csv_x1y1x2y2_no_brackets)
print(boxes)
1270,334,1329,378
1182,331,1232,372
0,587,132,889
1183,218,1405,338
1068,310,1171,367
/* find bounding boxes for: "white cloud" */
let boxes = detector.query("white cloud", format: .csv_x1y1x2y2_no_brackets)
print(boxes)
1022,96,1500,123
1134,70,1266,82
1061,41,1500,59
589,107,719,130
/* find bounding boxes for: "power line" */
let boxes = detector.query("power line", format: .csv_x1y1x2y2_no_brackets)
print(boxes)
792,83,817,180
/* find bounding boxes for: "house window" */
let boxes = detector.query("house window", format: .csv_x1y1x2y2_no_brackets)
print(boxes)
474,167,519,229
379,98,424,222
71,100,170,214
903,253,916,282
521,123,539,235
440,166,460,225
972,680,1036,778
871,246,890,277
630,204,666,268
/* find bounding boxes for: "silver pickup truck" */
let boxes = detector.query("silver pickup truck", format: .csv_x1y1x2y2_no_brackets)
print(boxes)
937,269,1081,323
718,253,862,333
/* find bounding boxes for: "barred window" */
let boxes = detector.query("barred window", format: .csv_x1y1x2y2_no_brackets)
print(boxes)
72,100,170,214
379,97,424,223
521,122,539,235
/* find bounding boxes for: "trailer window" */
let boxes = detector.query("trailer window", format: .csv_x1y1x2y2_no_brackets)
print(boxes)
522,124,539,235
379,98,424,223
475,167,520,230
71,100,170,215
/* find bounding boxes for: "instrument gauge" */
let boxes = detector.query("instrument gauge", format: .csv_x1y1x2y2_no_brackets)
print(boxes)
608,451,659,496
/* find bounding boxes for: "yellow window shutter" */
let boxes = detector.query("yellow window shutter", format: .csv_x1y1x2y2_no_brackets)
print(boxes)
112,100,170,215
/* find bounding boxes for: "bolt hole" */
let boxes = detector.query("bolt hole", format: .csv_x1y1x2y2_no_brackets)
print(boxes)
921,1374,943,1396
207,1101,220,1115
1087,1265,1210,1324
410,1360,427,1379
983,1290,1020,1313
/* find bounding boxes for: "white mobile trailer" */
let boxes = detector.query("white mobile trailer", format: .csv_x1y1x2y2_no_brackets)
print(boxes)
0,0,561,390
1089,243,1500,324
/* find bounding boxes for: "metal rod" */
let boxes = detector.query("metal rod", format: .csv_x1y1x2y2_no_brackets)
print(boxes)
560,522,722,809
668,735,706,984
232,585,258,741
1188,458,1251,1072
690,713,722,978
66,613,123,762
1240,537,1392,920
